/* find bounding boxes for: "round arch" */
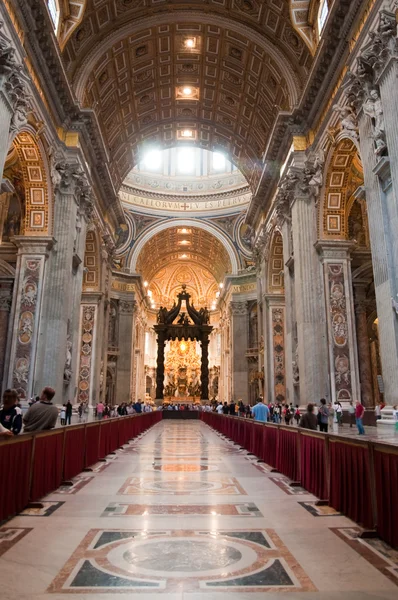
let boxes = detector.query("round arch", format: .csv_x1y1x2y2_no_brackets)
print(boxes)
267,229,284,294
129,218,240,275
318,137,363,241
5,130,53,237
83,225,101,292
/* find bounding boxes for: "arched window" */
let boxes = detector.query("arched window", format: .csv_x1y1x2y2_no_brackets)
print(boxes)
318,0,329,34
47,0,60,32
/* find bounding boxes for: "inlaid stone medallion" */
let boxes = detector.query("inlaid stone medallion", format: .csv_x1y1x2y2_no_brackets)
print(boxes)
48,529,316,593
117,475,246,495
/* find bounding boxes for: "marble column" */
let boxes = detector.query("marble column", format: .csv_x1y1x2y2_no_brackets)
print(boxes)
7,236,54,400
201,333,210,401
289,161,330,403
353,283,374,407
115,299,136,404
316,241,360,406
344,16,398,408
229,300,249,402
280,216,297,405
35,165,89,402
0,23,30,177
155,328,166,401
0,280,13,387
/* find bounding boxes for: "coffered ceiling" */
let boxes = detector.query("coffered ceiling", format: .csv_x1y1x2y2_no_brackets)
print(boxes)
136,226,232,285
62,1,313,192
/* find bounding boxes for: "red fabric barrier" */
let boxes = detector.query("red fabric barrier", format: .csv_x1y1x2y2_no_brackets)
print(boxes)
0,438,32,521
252,422,265,458
277,428,299,481
300,433,327,500
64,427,85,480
99,421,113,458
110,420,120,452
31,431,64,501
374,448,398,548
262,425,278,468
329,440,373,529
85,423,100,467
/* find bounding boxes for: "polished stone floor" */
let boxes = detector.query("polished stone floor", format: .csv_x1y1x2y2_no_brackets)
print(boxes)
1,421,397,599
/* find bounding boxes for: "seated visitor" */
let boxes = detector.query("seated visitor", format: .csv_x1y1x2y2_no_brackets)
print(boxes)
0,389,22,435
23,387,58,432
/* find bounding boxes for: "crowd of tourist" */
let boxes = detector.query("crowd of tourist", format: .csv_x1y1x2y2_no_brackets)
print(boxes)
0,387,397,439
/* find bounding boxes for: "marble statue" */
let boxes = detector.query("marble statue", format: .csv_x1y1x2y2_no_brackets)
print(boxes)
332,105,359,140
363,89,386,155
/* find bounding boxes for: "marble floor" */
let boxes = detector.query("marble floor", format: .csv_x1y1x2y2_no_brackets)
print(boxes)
1,421,397,599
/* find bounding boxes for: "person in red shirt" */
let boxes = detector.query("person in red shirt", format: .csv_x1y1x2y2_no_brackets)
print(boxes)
355,401,365,435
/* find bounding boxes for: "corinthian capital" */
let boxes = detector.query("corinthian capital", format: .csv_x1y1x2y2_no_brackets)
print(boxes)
53,160,88,196
229,301,247,316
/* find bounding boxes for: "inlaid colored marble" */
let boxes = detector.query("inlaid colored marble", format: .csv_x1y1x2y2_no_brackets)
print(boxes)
18,501,65,517
331,527,398,587
47,475,94,495
101,502,263,517
48,528,316,593
299,502,342,517
268,476,311,495
152,463,218,472
117,475,247,496
0,528,32,558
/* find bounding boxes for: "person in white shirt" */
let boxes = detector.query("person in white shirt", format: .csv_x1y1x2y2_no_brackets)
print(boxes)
216,402,224,414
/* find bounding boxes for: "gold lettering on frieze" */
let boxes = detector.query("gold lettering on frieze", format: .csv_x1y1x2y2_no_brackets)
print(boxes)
119,191,250,212
111,281,136,292
231,283,256,294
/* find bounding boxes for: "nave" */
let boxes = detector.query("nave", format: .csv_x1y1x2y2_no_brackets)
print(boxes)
1,420,397,599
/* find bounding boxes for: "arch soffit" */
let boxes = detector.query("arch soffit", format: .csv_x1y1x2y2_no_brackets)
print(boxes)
289,1,314,53
267,229,284,294
0,259,16,277
8,130,53,237
318,137,363,241
83,225,101,292
129,218,240,275
57,1,87,50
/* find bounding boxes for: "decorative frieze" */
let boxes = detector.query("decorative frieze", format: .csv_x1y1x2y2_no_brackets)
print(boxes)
77,304,97,404
271,307,286,403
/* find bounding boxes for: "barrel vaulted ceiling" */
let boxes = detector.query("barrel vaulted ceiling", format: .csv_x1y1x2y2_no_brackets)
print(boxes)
135,226,232,285
62,1,313,193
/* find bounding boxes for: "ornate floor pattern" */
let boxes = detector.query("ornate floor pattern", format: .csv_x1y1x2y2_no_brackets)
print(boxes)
1,420,397,599
117,475,247,496
101,502,263,517
0,527,32,558
18,501,65,517
331,527,398,586
48,528,316,593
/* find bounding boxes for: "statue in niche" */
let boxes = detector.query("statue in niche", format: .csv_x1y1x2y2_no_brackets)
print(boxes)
108,302,118,346
308,149,325,203
64,338,72,383
292,348,300,386
3,211,20,239
363,89,386,155
348,201,367,247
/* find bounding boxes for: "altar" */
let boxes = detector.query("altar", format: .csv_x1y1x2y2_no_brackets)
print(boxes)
163,339,201,403
154,286,213,403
